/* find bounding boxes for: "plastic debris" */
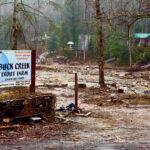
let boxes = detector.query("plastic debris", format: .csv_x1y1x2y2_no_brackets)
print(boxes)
66,103,75,111
110,93,116,98
30,117,42,123
106,99,111,102
56,115,85,124
56,106,65,111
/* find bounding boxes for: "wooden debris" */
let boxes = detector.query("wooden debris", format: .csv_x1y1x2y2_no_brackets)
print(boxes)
75,112,92,117
3,118,11,123
56,115,85,124
42,114,48,121
11,113,44,123
147,146,150,148
64,111,75,118
0,125,24,129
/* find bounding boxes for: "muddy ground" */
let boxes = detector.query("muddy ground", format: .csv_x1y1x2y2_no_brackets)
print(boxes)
1,64,150,150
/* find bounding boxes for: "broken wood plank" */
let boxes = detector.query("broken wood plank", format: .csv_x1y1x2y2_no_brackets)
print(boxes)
0,125,24,129
56,115,85,124
11,113,44,123
75,112,92,117
42,114,48,121
30,117,42,123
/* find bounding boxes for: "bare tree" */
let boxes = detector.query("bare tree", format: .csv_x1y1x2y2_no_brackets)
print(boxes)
12,0,18,50
95,0,105,86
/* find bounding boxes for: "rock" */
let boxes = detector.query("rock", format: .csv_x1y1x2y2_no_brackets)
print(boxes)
144,90,150,94
111,83,117,88
119,72,126,77
78,84,87,89
110,93,116,98
118,89,124,93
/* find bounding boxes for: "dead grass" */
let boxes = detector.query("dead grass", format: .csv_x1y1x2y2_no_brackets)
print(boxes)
0,119,79,142
91,111,111,119
36,66,57,72
122,94,150,105
83,86,150,106
0,86,56,101
60,93,74,98
102,118,118,125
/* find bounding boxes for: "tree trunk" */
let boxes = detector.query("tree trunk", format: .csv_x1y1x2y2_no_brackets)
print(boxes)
145,19,148,33
96,0,105,86
12,0,18,50
128,25,132,67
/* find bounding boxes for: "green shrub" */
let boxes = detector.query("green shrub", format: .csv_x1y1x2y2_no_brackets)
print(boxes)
133,46,150,64
46,53,55,58
105,31,129,65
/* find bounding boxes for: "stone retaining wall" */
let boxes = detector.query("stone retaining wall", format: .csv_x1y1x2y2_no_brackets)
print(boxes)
0,94,56,122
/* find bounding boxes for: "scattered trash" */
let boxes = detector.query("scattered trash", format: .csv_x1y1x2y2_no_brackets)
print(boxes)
56,103,81,113
105,57,116,63
66,103,75,111
75,112,92,117
56,106,65,111
11,113,44,123
30,117,42,123
56,115,85,124
106,99,111,102
110,93,116,98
